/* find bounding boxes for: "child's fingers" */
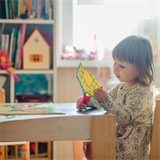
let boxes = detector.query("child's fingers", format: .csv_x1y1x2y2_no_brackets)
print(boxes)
81,103,87,109
79,103,87,110
96,88,104,93
93,90,100,98
94,89,101,95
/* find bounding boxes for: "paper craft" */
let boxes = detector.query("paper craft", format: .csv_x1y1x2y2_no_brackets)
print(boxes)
0,102,65,115
76,63,102,100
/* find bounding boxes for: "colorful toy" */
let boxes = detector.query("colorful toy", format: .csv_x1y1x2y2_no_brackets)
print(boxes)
0,50,19,81
76,63,102,108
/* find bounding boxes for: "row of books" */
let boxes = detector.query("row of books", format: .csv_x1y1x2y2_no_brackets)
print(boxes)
0,0,53,20
1,24,26,69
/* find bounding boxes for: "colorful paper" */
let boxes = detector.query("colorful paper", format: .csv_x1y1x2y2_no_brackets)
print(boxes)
0,102,65,115
76,63,102,99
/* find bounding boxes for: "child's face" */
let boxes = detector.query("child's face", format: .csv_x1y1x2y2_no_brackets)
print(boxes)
113,59,138,84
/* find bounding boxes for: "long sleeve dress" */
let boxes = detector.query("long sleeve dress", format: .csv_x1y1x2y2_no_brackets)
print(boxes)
87,82,154,160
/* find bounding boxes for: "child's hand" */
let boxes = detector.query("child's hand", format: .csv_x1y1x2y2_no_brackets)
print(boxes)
94,88,108,103
76,97,87,110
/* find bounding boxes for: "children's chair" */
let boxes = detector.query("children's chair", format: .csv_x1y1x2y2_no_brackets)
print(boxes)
149,99,160,159
0,88,30,160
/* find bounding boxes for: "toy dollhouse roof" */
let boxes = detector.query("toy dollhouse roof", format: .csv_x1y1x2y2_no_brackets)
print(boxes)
23,28,51,48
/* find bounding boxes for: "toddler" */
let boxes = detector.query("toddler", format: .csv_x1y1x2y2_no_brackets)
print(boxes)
77,35,155,160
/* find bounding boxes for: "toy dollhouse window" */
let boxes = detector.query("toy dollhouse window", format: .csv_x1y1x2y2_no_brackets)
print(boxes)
30,54,43,62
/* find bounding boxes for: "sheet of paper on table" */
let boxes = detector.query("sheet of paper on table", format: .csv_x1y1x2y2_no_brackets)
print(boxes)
0,102,65,115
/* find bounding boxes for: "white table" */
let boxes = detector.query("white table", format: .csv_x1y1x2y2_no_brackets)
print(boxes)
0,103,116,160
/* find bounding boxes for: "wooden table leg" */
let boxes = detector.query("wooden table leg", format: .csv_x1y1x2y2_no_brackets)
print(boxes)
91,115,116,160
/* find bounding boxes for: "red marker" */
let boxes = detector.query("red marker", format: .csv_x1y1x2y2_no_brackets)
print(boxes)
78,93,91,109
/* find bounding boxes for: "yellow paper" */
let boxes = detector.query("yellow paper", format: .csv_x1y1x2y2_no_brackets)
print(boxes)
76,63,102,98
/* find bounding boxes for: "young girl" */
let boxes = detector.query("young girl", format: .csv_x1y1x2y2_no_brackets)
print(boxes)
77,35,155,160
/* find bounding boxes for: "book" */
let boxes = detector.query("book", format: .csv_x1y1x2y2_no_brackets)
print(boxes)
42,0,45,18
47,0,52,20
11,29,18,67
32,0,37,17
21,0,24,14
5,0,9,19
29,0,32,15
26,0,31,15
18,24,26,69
9,28,14,61
18,0,21,17
11,0,15,18
7,0,10,18
24,0,27,12
0,0,6,19
1,34,6,51
45,0,48,19
37,0,42,18
5,34,9,54
0,102,65,115
15,30,21,69
9,0,12,19
13,0,18,18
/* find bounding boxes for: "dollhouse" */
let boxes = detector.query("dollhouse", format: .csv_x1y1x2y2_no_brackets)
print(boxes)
23,28,51,70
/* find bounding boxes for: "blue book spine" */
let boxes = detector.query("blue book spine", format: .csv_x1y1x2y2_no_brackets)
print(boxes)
45,0,48,19
32,0,35,15
42,0,45,19
5,0,9,19
9,28,14,61
34,0,37,17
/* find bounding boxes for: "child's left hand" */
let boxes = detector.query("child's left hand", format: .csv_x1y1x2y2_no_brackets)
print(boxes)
94,88,108,103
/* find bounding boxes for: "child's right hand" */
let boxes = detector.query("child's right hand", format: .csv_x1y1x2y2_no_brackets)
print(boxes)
76,97,87,110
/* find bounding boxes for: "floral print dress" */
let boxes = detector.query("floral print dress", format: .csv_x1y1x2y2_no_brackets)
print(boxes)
87,83,154,160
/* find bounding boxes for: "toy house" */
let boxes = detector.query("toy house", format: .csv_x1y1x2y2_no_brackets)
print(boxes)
23,28,51,69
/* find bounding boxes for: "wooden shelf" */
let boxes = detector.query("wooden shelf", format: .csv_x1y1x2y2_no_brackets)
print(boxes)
57,59,160,68
57,60,99,68
0,19,54,24
57,60,114,68
0,70,54,74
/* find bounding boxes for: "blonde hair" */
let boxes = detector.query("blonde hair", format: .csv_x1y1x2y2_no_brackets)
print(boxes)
112,35,155,86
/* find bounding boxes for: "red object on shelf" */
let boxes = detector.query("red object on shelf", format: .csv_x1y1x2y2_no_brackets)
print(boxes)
16,94,52,102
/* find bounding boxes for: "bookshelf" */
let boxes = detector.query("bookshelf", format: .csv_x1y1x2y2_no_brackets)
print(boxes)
0,0,59,104
4,141,52,160
0,0,61,159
